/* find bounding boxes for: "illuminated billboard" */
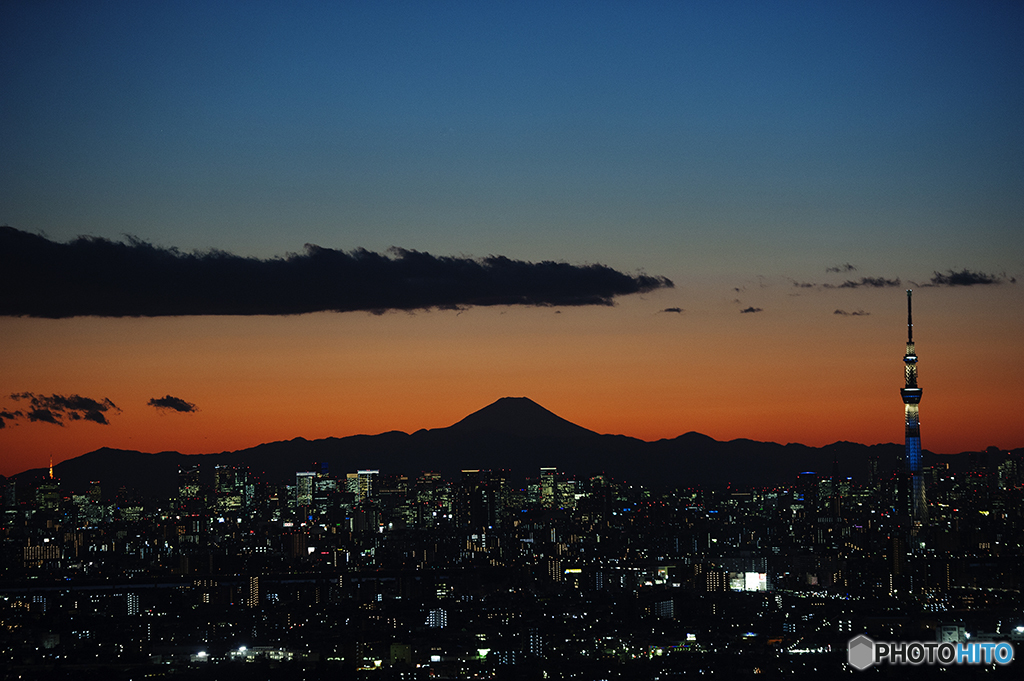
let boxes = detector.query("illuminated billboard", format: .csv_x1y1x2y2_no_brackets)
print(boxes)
729,571,769,592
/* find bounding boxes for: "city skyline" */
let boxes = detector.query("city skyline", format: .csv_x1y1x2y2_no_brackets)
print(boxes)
3,420,1022,676
2,1,1023,476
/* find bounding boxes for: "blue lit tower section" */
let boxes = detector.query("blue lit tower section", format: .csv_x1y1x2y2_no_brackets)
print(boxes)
900,290,927,521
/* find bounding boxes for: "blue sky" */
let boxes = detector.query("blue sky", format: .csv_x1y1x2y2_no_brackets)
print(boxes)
4,1,1020,273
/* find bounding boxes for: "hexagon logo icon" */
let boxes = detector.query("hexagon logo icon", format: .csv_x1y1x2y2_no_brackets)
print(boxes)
848,634,875,670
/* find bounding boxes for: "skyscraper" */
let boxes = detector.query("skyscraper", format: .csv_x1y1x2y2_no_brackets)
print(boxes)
357,469,378,503
215,465,246,513
900,290,927,521
295,471,315,508
177,465,201,515
540,467,557,509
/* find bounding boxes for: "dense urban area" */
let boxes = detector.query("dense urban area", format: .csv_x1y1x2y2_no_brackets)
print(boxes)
3,450,1023,679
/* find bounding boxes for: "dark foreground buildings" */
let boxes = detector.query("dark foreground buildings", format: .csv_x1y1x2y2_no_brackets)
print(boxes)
2,451,1023,679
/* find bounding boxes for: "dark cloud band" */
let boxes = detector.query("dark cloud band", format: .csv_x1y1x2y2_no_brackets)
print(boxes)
8,393,120,426
0,227,673,318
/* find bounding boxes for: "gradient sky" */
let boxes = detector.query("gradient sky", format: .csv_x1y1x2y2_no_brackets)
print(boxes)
1,1,1022,476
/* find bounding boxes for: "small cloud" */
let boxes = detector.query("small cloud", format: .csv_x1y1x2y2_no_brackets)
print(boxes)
925,269,1009,287
9,392,120,426
740,307,763,314
823,276,901,289
826,263,857,273
0,409,24,429
660,307,684,314
791,281,816,288
834,309,870,316
147,395,198,413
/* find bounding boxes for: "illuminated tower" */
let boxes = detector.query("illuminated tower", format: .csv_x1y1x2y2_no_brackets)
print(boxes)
900,290,927,521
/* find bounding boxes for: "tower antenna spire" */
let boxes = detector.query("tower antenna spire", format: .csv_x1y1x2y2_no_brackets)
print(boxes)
907,289,913,343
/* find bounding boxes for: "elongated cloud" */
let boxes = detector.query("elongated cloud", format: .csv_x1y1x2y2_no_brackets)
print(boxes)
925,269,1012,287
834,309,870,316
8,393,120,426
823,276,901,289
148,395,197,413
0,227,673,318
740,306,763,314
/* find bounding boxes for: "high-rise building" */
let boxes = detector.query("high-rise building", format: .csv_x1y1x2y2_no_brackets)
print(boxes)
413,471,449,528
248,576,260,608
357,469,378,503
295,471,316,508
177,465,202,515
540,467,557,509
425,608,447,629
457,469,508,528
900,290,927,521
36,475,60,513
214,465,246,513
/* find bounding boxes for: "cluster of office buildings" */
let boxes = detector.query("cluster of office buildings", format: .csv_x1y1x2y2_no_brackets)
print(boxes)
1,445,1022,678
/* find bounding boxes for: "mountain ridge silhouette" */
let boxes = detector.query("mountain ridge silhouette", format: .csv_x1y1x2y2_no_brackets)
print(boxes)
9,396,1006,501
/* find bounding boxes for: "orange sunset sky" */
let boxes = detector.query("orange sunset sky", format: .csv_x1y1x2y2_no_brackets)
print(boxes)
2,2,1022,476
2,281,1021,477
